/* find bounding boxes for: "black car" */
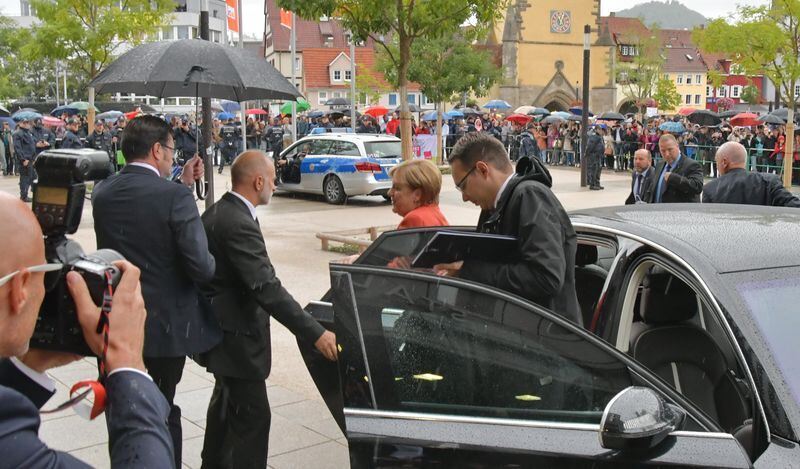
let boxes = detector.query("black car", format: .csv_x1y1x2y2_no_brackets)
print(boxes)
299,204,800,468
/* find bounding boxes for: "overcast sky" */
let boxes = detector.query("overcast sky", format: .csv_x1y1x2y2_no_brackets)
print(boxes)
0,0,773,37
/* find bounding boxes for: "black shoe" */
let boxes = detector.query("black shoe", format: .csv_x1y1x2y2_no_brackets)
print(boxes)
596,185,605,190
589,186,600,190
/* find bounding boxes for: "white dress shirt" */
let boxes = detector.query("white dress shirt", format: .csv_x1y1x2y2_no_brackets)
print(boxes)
229,191,257,220
128,161,161,177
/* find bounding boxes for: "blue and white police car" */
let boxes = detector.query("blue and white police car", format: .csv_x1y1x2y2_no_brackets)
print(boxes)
275,133,402,204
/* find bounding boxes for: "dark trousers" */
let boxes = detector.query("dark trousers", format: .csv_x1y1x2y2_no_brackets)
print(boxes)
3,149,12,175
19,162,35,201
201,376,270,469
144,355,186,469
587,156,601,187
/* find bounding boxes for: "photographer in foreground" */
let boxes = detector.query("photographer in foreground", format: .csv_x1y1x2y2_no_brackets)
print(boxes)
0,193,173,468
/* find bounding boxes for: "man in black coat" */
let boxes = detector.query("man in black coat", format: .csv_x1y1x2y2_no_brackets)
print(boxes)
434,132,581,326
585,129,605,190
703,141,800,207
61,118,84,149
651,133,704,203
199,151,337,468
92,115,220,468
12,117,36,201
0,193,173,468
625,149,656,204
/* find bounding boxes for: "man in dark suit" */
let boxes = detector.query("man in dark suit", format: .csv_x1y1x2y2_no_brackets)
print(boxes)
651,133,704,203
93,115,220,468
199,151,337,469
625,149,656,205
0,193,173,467
703,141,800,207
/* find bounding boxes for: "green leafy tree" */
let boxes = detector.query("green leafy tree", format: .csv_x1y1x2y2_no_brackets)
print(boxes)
740,84,761,105
279,0,506,159
653,78,681,112
378,35,500,162
354,71,389,106
26,0,173,126
616,26,665,114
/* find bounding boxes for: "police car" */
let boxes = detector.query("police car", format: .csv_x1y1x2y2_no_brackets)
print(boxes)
275,133,402,204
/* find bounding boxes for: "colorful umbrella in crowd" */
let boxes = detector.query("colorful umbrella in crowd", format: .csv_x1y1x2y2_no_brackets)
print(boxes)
246,108,268,115
568,107,593,116
677,107,696,116
445,109,464,118
279,98,310,115
730,112,760,127
42,116,65,127
97,110,124,121
527,107,550,116
505,113,532,125
514,105,536,115
220,100,241,113
364,105,388,117
541,115,565,124
483,99,512,110
659,121,686,134
11,110,42,121
686,109,721,127
551,111,571,119
217,112,235,120
68,101,100,112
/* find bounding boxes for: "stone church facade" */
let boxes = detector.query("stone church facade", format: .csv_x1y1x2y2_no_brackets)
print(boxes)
488,0,617,112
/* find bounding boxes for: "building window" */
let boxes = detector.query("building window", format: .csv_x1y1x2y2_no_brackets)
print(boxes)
408,94,416,104
295,57,301,72
695,94,701,105
422,94,431,105
706,86,713,97
717,86,727,97
318,91,328,105
389,93,397,106
345,70,351,81
333,70,341,82
795,84,800,97
165,97,178,106
695,74,702,84
621,45,628,55
212,9,218,18
677,74,683,84
162,27,173,40
686,75,692,85
731,86,741,98
685,94,691,104
177,26,189,40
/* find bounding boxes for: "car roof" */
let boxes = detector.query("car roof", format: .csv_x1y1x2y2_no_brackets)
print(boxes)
301,133,400,143
570,204,800,274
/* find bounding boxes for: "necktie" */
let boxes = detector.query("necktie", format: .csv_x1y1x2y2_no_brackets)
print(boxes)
656,164,672,203
635,173,643,199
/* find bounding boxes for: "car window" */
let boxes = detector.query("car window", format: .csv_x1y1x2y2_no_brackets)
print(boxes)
330,141,361,156
308,139,333,155
364,141,402,158
347,269,633,424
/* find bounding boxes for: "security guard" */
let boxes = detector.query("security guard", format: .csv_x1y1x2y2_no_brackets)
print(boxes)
218,118,239,174
61,118,84,149
12,117,36,202
86,120,114,158
31,118,55,156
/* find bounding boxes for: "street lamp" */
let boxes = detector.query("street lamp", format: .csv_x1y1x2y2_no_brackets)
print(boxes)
579,25,591,188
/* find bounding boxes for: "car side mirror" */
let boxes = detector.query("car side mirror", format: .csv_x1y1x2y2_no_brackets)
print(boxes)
599,386,685,451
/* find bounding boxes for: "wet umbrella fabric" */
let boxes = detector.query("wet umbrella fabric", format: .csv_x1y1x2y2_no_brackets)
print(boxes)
730,113,760,127
759,114,785,125
598,111,625,121
50,105,79,116
483,99,512,110
0,105,8,117
325,97,350,107
91,39,300,102
527,107,550,116
541,115,565,124
97,110,124,121
395,104,422,113
12,111,42,121
659,121,686,134
717,110,738,119
686,110,721,127
220,100,241,113
217,112,235,121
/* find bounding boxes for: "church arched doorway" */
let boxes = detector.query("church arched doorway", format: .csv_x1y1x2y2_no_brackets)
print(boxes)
618,100,638,114
544,100,568,112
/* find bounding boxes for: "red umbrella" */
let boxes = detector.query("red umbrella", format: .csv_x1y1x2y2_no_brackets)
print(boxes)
124,108,142,120
245,108,268,115
677,107,696,116
730,112,760,127
505,113,532,125
364,105,388,117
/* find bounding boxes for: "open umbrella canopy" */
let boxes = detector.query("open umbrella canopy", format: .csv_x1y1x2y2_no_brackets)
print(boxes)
717,110,738,119
280,98,310,115
514,105,536,115
551,111,571,119
483,99,512,110
758,114,785,125
568,107,593,116
597,111,625,121
217,112,235,120
687,109,721,127
659,121,686,134
541,115,565,125
364,105,388,117
567,114,583,122
327,108,361,119
11,110,42,121
66,101,99,112
41,116,65,127
325,97,351,107
677,107,696,116
730,112,760,127
50,105,79,116
527,107,550,116
91,39,301,102
220,100,241,113
246,108,269,116
0,117,15,129
306,110,325,118
0,105,9,117
421,111,441,121
445,109,464,118
97,110,124,121
505,113,532,125
395,104,422,113
460,107,481,117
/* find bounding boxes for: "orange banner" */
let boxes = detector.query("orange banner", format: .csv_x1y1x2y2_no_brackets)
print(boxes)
226,0,238,33
280,9,292,29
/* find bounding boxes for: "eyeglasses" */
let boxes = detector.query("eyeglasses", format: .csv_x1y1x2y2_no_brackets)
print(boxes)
455,166,477,192
0,263,63,288
161,143,175,153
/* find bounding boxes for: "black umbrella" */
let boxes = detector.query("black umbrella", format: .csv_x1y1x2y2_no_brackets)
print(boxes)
91,39,300,101
758,114,786,125
395,104,422,113
598,111,625,121
717,110,738,119
325,97,351,107
567,114,582,122
0,105,9,117
327,108,361,119
460,107,482,117
687,110,721,127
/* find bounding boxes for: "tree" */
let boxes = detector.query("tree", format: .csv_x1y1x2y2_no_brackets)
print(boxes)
616,26,665,114
653,78,681,112
740,84,761,105
279,0,506,159
354,70,390,106
377,35,501,161
27,0,173,128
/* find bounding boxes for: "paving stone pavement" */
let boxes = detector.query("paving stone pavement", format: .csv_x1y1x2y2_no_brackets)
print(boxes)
1,163,733,467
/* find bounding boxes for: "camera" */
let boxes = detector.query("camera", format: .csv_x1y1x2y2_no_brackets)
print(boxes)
30,149,123,355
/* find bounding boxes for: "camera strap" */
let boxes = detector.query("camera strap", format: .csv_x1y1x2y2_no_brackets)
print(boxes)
40,270,114,420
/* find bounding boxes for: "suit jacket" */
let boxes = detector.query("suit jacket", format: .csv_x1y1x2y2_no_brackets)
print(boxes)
462,169,582,326
200,192,325,380
650,155,704,203
93,164,221,357
0,359,173,468
625,167,656,205
702,168,800,207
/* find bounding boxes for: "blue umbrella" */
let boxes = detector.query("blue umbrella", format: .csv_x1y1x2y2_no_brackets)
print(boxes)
220,100,241,113
659,121,686,134
97,110,124,121
307,110,325,118
0,117,15,129
568,106,594,117
422,111,441,121
551,111,571,119
217,112,235,120
50,105,79,116
445,110,464,118
12,110,42,121
482,99,512,110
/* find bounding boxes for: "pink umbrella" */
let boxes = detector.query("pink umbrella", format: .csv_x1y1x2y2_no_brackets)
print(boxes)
245,108,268,115
42,116,65,127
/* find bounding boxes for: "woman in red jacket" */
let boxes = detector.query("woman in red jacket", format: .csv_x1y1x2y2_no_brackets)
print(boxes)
771,127,785,174
388,159,449,229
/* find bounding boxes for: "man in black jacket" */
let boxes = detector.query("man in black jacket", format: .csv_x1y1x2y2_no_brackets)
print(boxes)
703,141,800,207
651,133,704,203
585,129,605,190
200,151,336,468
625,149,655,204
434,132,581,325
93,115,220,468
0,193,173,468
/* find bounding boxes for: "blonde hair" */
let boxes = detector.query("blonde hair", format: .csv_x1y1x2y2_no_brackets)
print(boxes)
389,159,442,205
